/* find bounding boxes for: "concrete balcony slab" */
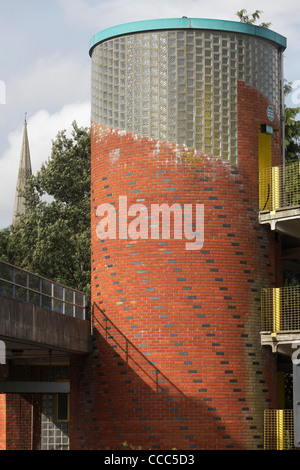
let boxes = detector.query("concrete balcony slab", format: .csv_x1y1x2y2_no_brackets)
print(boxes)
0,294,91,363
259,206,300,238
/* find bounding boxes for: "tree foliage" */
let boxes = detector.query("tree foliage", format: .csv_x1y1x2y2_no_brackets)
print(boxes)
0,122,91,296
284,82,300,163
236,9,272,28
237,10,300,163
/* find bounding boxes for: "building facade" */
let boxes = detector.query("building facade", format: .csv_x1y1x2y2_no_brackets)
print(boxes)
1,18,292,451
68,18,287,450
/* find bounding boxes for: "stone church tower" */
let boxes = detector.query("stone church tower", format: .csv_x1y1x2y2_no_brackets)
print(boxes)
12,117,32,225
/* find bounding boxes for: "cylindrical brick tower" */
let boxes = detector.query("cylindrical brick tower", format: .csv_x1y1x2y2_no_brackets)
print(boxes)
74,18,287,450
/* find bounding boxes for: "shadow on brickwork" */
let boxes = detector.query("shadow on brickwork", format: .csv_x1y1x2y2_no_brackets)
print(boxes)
68,303,262,450
92,302,185,397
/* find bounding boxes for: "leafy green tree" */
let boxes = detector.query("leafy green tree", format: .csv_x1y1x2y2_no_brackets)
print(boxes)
0,227,11,262
284,82,300,163
236,9,272,28
0,122,91,296
237,11,300,164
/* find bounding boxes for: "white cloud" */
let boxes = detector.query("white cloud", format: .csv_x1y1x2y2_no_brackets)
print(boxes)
0,50,91,165
0,101,90,229
58,0,297,31
58,0,300,80
8,52,90,114
59,0,236,30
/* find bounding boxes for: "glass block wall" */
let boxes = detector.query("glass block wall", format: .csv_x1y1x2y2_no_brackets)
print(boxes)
41,394,69,450
91,29,281,165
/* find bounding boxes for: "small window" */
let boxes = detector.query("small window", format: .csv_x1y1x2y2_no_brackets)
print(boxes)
55,394,69,422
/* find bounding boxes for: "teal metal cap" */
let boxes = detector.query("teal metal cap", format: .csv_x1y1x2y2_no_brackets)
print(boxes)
89,17,287,55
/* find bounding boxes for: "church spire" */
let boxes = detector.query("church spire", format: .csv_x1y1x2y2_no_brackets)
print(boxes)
12,115,32,225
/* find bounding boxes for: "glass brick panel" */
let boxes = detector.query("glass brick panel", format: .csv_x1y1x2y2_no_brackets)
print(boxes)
91,29,282,165
41,394,69,450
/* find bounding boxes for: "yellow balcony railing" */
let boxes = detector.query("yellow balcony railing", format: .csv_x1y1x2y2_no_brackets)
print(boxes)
264,410,296,450
261,286,300,334
259,161,300,212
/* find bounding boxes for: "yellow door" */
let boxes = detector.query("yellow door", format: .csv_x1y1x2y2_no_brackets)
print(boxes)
259,128,272,211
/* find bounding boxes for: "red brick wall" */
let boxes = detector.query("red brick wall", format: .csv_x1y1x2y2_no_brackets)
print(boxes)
0,364,41,450
0,394,6,450
6,394,32,450
32,395,41,450
69,80,282,450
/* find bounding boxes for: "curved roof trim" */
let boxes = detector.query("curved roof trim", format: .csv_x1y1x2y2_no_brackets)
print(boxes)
89,17,287,55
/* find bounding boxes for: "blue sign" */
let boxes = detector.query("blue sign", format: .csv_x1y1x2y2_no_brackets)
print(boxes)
267,105,274,122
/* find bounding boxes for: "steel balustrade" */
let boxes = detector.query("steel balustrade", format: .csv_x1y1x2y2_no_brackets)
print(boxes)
0,260,86,320
261,285,300,333
259,161,300,212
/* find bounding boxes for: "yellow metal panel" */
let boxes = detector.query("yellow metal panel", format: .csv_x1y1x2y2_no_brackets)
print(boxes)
277,409,284,450
264,409,295,450
272,288,281,332
272,166,280,210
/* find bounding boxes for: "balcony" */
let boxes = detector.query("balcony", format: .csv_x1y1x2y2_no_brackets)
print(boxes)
0,260,90,363
259,161,300,238
0,260,86,320
264,410,297,450
261,285,300,355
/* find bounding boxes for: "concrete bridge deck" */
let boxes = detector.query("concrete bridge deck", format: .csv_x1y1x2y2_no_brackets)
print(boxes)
0,260,91,391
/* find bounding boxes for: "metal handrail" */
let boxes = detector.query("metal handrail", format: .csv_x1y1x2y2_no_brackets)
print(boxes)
261,285,300,333
264,409,296,450
259,161,300,212
0,259,86,320
92,301,184,396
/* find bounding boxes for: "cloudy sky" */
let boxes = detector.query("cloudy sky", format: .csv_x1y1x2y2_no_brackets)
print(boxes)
0,0,299,229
